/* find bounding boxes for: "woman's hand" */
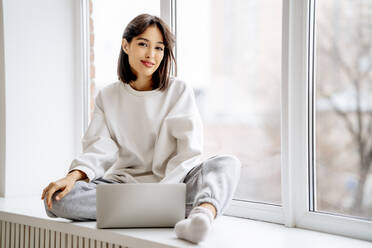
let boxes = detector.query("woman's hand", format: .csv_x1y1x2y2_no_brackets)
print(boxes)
41,170,87,210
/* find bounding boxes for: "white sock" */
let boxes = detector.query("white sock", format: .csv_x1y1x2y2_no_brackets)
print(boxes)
174,205,215,244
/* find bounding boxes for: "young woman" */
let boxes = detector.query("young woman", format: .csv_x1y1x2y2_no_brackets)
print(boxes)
41,14,241,244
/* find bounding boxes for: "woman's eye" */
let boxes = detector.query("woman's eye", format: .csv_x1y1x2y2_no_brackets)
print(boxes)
156,47,164,51
138,42,147,47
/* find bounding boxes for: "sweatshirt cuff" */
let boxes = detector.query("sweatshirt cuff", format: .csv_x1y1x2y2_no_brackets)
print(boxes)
68,166,95,183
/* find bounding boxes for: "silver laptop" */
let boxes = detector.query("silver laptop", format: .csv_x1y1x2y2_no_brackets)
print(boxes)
96,183,186,228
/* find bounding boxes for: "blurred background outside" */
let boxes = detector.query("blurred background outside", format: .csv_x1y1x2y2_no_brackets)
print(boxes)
315,0,372,219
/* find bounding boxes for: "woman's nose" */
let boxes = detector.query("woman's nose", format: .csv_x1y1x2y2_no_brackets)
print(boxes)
145,48,155,58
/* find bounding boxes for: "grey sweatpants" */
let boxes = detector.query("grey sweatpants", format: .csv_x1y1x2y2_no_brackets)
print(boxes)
44,154,241,221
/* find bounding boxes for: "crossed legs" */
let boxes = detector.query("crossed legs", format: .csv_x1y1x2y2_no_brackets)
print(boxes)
43,154,241,244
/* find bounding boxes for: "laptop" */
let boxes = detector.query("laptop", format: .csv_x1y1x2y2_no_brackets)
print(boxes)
96,183,186,228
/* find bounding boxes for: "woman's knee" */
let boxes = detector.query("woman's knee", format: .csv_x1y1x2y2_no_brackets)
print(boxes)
206,154,241,174
43,181,86,214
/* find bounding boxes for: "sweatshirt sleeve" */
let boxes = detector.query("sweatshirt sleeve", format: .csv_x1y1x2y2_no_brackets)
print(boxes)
68,91,119,182
159,83,204,183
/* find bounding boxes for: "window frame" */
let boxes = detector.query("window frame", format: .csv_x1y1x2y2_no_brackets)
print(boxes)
293,0,372,241
79,0,372,241
160,0,177,76
78,0,91,146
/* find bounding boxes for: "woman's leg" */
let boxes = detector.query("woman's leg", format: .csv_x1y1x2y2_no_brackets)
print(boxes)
43,178,116,221
184,154,241,218
175,154,241,243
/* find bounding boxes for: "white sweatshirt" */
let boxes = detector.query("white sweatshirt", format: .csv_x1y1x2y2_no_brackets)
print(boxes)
68,77,204,184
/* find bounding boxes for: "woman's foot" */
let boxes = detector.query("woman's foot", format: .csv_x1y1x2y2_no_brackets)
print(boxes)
174,204,216,244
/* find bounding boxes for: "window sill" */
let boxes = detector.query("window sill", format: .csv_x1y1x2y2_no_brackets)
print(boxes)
0,196,370,248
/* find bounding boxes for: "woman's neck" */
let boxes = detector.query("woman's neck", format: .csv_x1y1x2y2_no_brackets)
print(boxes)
130,75,153,91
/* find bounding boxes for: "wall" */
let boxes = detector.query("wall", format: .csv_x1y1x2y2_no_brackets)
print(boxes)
0,0,83,197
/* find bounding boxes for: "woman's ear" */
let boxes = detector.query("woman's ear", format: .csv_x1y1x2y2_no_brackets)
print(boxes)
122,39,129,54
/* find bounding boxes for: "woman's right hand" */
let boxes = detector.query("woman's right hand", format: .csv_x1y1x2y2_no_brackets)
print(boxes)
41,170,87,210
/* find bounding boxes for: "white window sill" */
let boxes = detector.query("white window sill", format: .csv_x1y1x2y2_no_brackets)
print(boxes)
0,196,371,248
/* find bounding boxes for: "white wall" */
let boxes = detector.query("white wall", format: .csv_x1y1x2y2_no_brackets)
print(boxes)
0,0,83,197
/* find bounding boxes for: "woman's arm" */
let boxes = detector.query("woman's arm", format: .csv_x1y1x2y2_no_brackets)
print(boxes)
68,91,119,182
67,169,88,182
163,113,203,176
156,82,204,183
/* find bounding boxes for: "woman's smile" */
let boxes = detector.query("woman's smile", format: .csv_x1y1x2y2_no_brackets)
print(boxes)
141,60,155,68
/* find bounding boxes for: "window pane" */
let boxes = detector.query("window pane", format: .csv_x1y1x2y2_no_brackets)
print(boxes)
315,0,372,220
89,1,160,120
177,0,282,204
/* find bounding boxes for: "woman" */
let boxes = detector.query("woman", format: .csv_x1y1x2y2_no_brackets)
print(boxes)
41,13,241,244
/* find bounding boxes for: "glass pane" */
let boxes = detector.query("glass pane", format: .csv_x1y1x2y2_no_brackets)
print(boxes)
177,0,282,204
315,0,372,220
89,0,160,120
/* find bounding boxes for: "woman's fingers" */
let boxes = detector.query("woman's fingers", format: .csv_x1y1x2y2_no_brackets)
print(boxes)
46,182,61,209
41,187,47,200
56,187,70,201
41,184,52,200
41,177,76,210
41,186,52,200
46,189,55,209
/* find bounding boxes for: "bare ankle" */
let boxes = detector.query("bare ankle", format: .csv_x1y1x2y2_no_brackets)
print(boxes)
199,202,217,219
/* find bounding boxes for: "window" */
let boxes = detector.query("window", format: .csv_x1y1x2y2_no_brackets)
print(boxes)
177,0,282,205
80,0,372,242
314,0,372,220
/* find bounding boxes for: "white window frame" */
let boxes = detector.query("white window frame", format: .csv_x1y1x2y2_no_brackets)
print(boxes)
290,0,372,241
283,0,372,241
77,0,91,150
160,0,177,77
78,0,372,242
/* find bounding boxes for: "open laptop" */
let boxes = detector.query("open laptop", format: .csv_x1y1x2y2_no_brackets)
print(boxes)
96,183,186,228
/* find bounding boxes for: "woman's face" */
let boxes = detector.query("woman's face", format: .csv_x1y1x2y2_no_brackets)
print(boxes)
122,26,165,79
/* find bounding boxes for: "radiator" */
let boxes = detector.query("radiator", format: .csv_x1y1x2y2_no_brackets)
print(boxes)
0,220,126,248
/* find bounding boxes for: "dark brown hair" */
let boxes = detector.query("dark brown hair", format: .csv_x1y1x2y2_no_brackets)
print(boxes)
117,14,177,91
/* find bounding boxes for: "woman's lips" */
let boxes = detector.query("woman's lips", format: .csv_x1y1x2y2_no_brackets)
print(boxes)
141,60,154,68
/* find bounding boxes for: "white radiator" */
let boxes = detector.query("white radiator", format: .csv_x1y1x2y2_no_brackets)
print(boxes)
0,198,184,248
0,220,126,248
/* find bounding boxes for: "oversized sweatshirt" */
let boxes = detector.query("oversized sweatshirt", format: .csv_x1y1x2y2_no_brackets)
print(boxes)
68,77,204,184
